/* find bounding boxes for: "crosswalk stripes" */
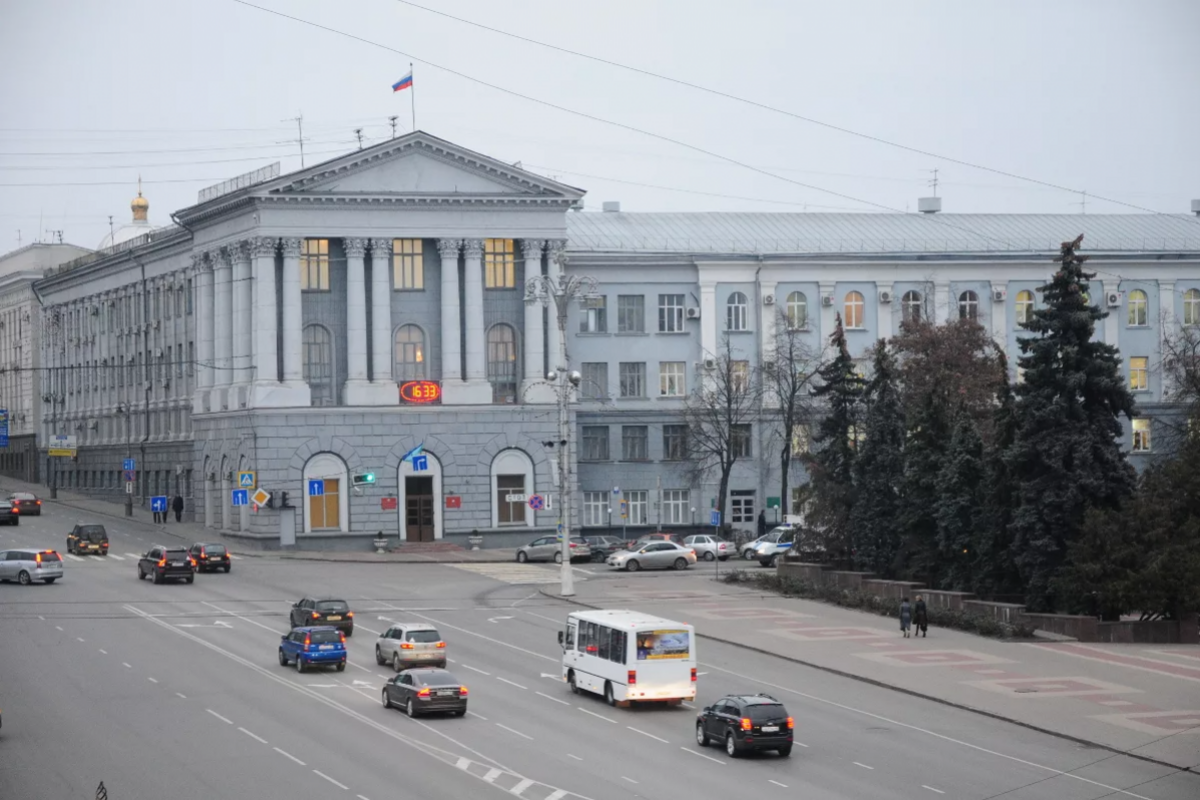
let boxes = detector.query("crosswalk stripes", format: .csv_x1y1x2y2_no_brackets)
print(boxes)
107,554,125,560
448,562,586,586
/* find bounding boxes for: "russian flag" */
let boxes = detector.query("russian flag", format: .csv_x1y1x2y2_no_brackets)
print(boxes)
392,72,413,92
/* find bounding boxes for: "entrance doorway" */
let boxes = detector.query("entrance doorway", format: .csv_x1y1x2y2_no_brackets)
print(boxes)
405,476,434,542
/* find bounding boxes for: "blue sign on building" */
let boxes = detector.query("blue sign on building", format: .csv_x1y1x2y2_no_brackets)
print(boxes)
150,496,168,513
232,489,249,507
307,479,325,497
0,408,8,448
123,458,136,471
710,510,721,527
412,454,428,472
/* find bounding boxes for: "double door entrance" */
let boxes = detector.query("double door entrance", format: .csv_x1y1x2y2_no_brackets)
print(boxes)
404,476,434,542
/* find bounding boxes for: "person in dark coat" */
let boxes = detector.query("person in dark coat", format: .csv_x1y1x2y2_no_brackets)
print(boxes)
757,510,767,539
914,594,929,638
171,494,184,523
899,597,912,638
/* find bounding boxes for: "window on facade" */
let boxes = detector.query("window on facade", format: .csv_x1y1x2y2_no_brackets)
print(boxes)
619,362,646,398
726,291,748,331
1131,418,1151,453
301,239,330,292
659,361,685,397
662,424,687,461
621,426,648,461
309,477,341,529
583,492,608,527
581,426,610,461
658,294,684,332
486,324,518,404
958,290,979,322
657,490,687,524
626,490,648,524
302,324,335,406
1127,289,1148,326
617,295,645,333
731,424,752,458
791,424,810,456
579,362,608,400
186,279,193,314
484,239,515,288
496,474,526,524
1129,356,1149,392
731,490,755,523
1016,290,1035,325
785,291,808,329
731,360,750,393
1185,289,1200,327
903,291,925,323
581,296,607,333
392,239,424,290
393,324,426,382
844,291,865,329
187,342,195,377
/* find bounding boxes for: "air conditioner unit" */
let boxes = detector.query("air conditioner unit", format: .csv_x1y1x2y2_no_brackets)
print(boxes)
703,358,717,371
685,307,701,319
878,290,893,304
762,294,776,306
821,295,833,307
992,288,1007,302
1106,291,1122,308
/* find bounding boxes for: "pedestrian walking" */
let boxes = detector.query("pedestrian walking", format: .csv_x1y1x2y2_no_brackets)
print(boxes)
172,494,184,523
152,507,162,524
757,509,767,539
899,597,912,638
914,594,929,638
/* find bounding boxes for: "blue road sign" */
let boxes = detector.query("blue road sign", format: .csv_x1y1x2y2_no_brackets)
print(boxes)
150,496,168,513
232,489,249,507
123,469,135,483
238,471,255,488
710,510,721,527
412,454,428,472
0,409,8,448
123,458,136,471
307,479,325,497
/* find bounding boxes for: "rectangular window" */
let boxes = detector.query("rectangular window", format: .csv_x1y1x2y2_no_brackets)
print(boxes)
484,238,515,288
621,426,648,461
658,294,684,333
187,342,195,377
663,424,687,461
659,361,685,397
581,426,610,461
626,490,648,524
583,492,608,527
617,295,645,333
176,344,183,378
1131,418,1151,452
662,489,689,524
581,362,608,400
496,474,526,524
619,362,646,398
580,296,607,333
186,279,193,314
1129,356,1149,391
731,360,750,393
300,238,330,292
309,477,340,529
731,423,752,458
392,239,424,290
731,489,756,523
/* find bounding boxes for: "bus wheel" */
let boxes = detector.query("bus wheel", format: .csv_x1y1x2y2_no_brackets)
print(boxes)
568,671,580,694
604,681,616,707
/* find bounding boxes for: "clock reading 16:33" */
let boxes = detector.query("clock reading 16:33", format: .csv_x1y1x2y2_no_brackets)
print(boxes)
400,380,442,404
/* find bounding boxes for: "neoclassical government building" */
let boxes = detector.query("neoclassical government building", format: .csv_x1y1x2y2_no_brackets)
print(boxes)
35,131,1200,548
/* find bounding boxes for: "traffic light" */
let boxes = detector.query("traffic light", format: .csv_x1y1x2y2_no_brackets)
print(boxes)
280,491,291,508
352,472,376,486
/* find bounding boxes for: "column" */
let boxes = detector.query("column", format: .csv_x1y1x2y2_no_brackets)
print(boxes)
700,276,719,359
343,237,371,401
368,238,394,391
193,252,214,412
250,237,279,390
463,239,486,382
1102,279,1121,349
545,239,567,371
280,238,303,383
989,281,1007,347
876,283,894,340
1159,280,1176,399
231,241,253,406
818,280,835,340
521,239,546,385
934,280,950,325
438,238,462,382
212,245,234,409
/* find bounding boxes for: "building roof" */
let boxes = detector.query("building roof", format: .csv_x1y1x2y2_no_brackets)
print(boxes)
564,212,1200,256
0,242,93,277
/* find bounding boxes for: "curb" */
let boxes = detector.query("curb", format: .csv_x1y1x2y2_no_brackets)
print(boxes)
537,587,1193,774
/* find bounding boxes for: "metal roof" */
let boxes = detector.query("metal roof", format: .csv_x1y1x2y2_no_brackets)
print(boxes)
565,212,1200,255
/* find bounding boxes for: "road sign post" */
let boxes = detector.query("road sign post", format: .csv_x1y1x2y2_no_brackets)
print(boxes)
710,510,722,580
125,482,134,494
307,479,325,497
251,488,271,507
527,494,545,511
232,489,249,507
238,471,256,489
151,496,168,516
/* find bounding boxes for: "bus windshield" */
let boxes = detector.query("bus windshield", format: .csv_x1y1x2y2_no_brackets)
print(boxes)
636,630,690,660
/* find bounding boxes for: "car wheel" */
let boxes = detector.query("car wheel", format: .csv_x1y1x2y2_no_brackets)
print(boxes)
224,566,231,573
725,731,740,757
100,552,108,557
44,577,57,584
393,653,403,672
344,628,352,638
604,681,616,707
451,709,465,717
17,570,31,585
767,554,778,568
673,557,688,570
375,646,385,665
778,745,792,757
568,671,580,695
553,551,563,564
137,567,144,581
336,662,346,672
516,551,528,563
625,559,640,573
185,575,195,584
296,656,306,673
152,571,161,585
279,649,288,666
382,690,391,708
406,698,418,718
696,722,709,747
703,551,715,561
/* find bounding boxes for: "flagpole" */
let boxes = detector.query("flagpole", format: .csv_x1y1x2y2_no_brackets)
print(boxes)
409,62,416,131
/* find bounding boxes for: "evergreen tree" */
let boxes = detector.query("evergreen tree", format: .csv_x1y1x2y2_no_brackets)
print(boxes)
1009,235,1138,611
804,314,865,562
896,394,951,584
849,339,905,575
935,408,985,590
974,353,1023,599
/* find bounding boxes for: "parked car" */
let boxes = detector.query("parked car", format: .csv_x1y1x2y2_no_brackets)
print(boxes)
607,540,697,572
67,524,109,556
0,549,63,584
581,534,626,562
189,542,231,573
290,596,354,635
696,693,794,757
137,546,196,584
683,534,732,562
0,500,19,526
515,535,591,564
8,492,42,516
279,626,347,672
375,622,446,671
740,535,767,560
755,527,798,567
637,532,685,545
382,668,468,718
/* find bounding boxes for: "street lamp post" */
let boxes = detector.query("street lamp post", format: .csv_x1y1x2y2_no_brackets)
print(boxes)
118,402,133,517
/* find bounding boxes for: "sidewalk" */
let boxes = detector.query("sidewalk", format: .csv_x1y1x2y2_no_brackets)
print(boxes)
543,573,1200,771
0,477,514,564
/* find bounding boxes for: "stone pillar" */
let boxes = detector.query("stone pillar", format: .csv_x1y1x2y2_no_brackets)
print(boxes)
343,237,371,401
700,277,719,360
989,281,1008,348
545,239,567,371
368,238,395,398
876,283,894,340
249,237,280,399
1159,279,1176,399
277,238,311,406
231,241,252,407
521,238,546,387
193,252,214,412
438,238,462,382
463,239,486,382
818,280,835,341
211,245,234,410
934,280,951,325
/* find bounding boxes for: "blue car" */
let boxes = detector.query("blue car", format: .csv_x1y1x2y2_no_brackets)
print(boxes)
279,626,347,673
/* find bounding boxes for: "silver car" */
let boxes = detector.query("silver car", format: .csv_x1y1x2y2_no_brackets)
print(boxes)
0,549,64,585
375,622,447,671
684,534,732,562
608,541,697,572
516,535,591,564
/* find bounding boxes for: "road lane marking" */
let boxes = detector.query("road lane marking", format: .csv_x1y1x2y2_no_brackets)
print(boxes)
313,770,349,790
681,701,695,708
495,723,534,741
621,776,638,784
38,615,44,620
484,768,503,782
148,677,158,683
536,691,569,706
854,762,874,770
77,637,85,642
108,554,125,560
769,779,788,788
795,742,809,747
274,747,306,766
627,726,668,743
357,796,370,800
462,664,491,675
66,554,83,561
497,676,528,690
122,662,132,668
239,727,268,744
402,608,556,663
546,792,568,800
175,692,187,699
99,649,108,655
576,707,617,724
55,626,63,631
206,709,233,724
680,746,724,765
567,754,582,761
923,787,945,795
348,662,372,673
512,778,535,794
467,710,489,721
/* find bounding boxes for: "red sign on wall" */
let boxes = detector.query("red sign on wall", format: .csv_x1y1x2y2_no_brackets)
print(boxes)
444,495,462,509
400,380,442,404
380,496,398,511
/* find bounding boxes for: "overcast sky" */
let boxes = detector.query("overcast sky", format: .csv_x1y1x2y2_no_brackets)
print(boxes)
2,0,1198,251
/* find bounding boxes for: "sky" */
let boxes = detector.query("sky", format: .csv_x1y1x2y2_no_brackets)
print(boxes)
1,0,1199,252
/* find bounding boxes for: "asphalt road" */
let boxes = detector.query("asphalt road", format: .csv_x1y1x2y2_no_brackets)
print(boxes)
2,507,1197,800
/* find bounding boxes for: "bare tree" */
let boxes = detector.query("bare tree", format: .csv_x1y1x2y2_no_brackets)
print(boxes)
681,333,760,529
760,308,823,518
1160,323,1200,452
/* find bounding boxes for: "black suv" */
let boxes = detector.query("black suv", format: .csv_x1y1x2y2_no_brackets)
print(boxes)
189,542,231,573
67,524,109,556
138,546,196,584
695,693,793,758
290,596,354,636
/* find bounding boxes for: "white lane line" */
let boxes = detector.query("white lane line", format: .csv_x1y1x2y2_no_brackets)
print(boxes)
274,747,306,766
536,691,569,706
576,707,617,724
348,662,372,673
55,626,63,631
77,637,85,642
99,649,108,655
455,757,470,769
495,723,534,741
512,778,535,794
122,662,132,669
206,709,233,725
148,677,158,683
769,779,788,788
239,727,268,744
621,776,638,784
680,746,724,765
312,770,349,790
923,787,946,795
446,658,456,664
66,553,83,561
496,676,527,690
546,792,568,800
854,762,874,770
38,615,44,620
462,664,491,675
567,754,582,761
794,741,809,747
523,611,561,624
467,710,489,721
108,554,125,560
175,692,187,699
627,726,669,743
681,701,695,709
357,796,371,800
483,768,503,783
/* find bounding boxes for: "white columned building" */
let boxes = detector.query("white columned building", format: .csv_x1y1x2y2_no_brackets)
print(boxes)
278,237,311,406
231,241,253,408
451,238,492,404
343,237,371,402
193,253,214,411
211,245,234,410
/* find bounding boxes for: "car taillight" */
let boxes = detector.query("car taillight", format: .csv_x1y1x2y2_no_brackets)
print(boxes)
627,670,636,686
741,718,752,731
36,500,41,505
304,637,311,649
311,612,320,619
157,558,166,567
786,717,794,729
417,688,431,697
459,686,469,696
690,668,697,682
101,542,109,549
400,642,414,650
189,558,197,567
12,507,18,514
35,553,42,568
346,612,354,618
435,641,446,649
569,542,578,548
339,632,346,643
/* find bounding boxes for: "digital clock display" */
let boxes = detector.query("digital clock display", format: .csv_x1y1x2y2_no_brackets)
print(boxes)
399,380,442,404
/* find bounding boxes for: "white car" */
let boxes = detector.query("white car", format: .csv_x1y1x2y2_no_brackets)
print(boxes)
755,527,798,567
683,534,731,561
375,622,447,672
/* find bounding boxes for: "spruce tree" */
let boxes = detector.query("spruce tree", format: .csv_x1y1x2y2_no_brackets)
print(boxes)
849,339,905,575
1009,235,1138,611
895,393,950,585
935,409,985,590
975,353,1023,599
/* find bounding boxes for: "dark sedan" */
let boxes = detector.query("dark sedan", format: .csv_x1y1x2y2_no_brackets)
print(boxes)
8,493,42,516
189,542,231,573
582,534,626,562
381,668,467,718
0,501,19,526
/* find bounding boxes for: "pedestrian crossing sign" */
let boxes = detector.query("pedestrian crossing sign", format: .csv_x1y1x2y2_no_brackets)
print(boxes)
238,471,256,489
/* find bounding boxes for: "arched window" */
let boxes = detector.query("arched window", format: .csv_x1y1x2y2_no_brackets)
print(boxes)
1127,289,1148,327
785,291,808,329
303,452,348,533
491,448,533,527
1015,290,1035,326
487,324,518,404
958,290,979,322
901,290,922,323
726,291,748,331
393,324,426,382
844,291,864,329
1184,288,1200,326
302,324,335,406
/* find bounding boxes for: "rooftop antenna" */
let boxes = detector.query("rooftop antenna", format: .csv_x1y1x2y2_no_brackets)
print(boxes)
388,116,399,139
1077,190,1087,215
925,168,940,197
354,128,364,150
284,112,305,167
108,215,115,242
